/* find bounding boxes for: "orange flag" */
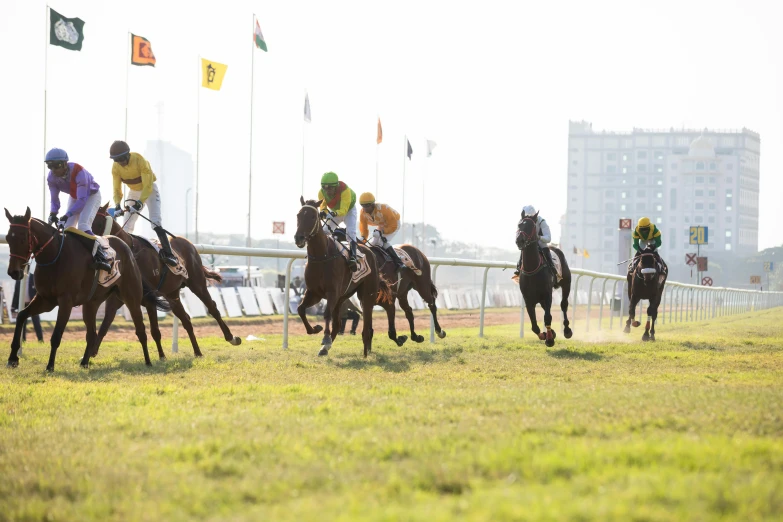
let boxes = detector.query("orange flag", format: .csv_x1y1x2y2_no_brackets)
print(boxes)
376,118,383,144
131,34,156,66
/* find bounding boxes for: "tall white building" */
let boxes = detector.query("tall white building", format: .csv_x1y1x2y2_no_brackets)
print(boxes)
561,121,760,275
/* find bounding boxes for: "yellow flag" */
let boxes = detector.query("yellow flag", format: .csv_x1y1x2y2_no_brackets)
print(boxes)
201,58,228,90
583,249,590,258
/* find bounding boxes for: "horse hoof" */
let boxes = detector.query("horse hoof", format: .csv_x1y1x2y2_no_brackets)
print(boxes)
80,362,89,369
650,335,656,342
623,326,631,334
538,333,547,341
159,355,167,361
194,353,204,358
551,331,557,340
545,338,555,348
7,360,18,369
632,321,641,328
230,337,241,346
318,347,329,357
313,325,323,335
414,334,425,343
46,366,54,372
563,328,573,339
437,330,447,339
642,334,650,342
145,361,152,366
396,336,408,347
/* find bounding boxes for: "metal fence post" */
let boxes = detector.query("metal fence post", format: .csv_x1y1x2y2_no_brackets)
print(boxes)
598,278,609,330
479,266,490,338
585,276,596,332
519,294,526,338
282,257,296,349
610,280,620,330
430,264,440,343
572,274,584,329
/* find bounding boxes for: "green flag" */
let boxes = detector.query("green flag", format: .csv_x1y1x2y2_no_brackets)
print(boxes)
49,8,85,51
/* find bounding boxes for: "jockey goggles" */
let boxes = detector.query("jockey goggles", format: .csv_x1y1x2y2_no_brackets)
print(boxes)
111,152,131,163
45,161,66,169
321,183,338,190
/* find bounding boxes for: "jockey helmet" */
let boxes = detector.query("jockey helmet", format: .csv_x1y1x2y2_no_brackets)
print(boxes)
45,148,68,162
109,140,131,159
522,205,537,216
320,171,339,186
637,217,651,228
359,192,375,205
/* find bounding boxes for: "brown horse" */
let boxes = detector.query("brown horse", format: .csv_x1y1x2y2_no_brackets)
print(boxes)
5,207,156,371
516,212,573,347
364,243,445,346
293,197,392,357
624,247,667,341
91,203,240,359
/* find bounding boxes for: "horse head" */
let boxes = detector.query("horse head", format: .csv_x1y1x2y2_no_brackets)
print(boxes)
516,211,540,250
638,249,658,285
294,196,324,248
93,202,118,237
5,207,33,280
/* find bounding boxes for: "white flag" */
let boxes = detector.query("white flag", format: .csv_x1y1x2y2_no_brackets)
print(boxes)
304,94,312,123
426,140,437,157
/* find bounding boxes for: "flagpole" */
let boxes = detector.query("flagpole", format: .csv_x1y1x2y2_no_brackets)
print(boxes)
195,54,201,244
422,155,426,254
402,135,407,244
123,31,130,205
301,90,306,198
375,116,380,197
247,14,256,281
42,4,49,219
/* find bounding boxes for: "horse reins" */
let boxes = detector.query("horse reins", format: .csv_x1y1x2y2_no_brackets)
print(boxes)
8,219,64,267
517,216,544,275
297,205,343,263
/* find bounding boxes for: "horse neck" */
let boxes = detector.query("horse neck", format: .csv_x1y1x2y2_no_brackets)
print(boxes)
306,227,330,257
521,241,540,266
112,221,134,248
30,219,55,245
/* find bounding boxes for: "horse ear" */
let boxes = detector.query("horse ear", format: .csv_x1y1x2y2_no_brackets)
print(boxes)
300,196,305,206
24,207,31,221
533,211,539,219
316,199,323,207
4,208,12,223
521,210,526,218
100,201,109,211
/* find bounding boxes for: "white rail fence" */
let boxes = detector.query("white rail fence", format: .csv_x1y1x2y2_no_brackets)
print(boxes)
2,241,781,350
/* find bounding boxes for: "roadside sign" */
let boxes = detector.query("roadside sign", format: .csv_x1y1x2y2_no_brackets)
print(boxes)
702,277,713,286
764,262,774,272
685,253,697,266
619,218,632,229
697,257,708,272
272,221,285,235
750,275,761,284
689,226,709,245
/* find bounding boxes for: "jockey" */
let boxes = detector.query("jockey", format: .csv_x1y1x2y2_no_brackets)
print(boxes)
514,205,557,279
632,217,662,269
358,192,406,274
109,140,177,267
317,171,358,272
45,148,111,272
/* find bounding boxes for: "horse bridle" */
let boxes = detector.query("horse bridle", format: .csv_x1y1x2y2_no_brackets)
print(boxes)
517,216,539,249
8,219,63,267
297,205,322,240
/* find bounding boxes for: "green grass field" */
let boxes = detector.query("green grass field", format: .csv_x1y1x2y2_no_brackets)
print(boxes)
1,308,782,521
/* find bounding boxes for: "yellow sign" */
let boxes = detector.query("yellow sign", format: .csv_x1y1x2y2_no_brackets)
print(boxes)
201,58,228,91
750,275,761,284
689,226,708,245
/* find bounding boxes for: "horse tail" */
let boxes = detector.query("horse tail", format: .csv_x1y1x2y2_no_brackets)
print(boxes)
430,281,439,300
202,265,223,283
141,280,172,313
377,275,394,305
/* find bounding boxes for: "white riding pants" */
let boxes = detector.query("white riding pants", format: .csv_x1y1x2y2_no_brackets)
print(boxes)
369,228,397,251
323,205,357,241
124,182,162,232
64,190,102,234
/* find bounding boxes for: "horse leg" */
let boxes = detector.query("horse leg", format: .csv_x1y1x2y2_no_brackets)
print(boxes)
145,301,166,360
559,280,573,339
624,295,641,334
525,300,544,340
318,295,337,356
8,296,55,368
383,301,407,347
647,295,660,342
79,302,100,368
398,291,423,343
46,297,74,372
93,294,123,357
126,303,152,366
191,285,241,346
330,298,344,344
543,293,555,348
297,289,323,335
415,279,445,339
168,297,202,357
359,287,375,358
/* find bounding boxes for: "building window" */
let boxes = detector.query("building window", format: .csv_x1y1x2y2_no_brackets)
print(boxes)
695,189,704,197
695,202,704,210
656,179,663,186
637,164,647,172
696,162,705,170
671,176,678,183
621,191,627,199
603,253,613,262
725,243,732,251
607,165,617,173
637,151,647,159
725,230,732,237
656,192,663,198
709,177,716,184
696,176,705,183
709,163,717,171
695,216,703,223
572,160,578,165
683,229,690,236
622,167,628,174
620,204,627,211
605,190,615,197
726,205,732,211
669,231,676,249
708,216,715,223
636,189,645,197
726,216,732,223
622,153,629,161
638,177,646,184
605,203,615,211
684,216,690,223
656,205,662,211
708,190,716,197
726,189,733,198
656,217,662,224
604,228,613,237
709,203,716,210
655,151,664,160
670,188,676,210
671,163,678,170
655,165,663,173
571,197,578,202
607,153,616,160
569,173,577,177
726,177,733,183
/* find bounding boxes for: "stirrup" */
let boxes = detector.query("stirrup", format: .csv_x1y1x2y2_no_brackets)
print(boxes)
348,258,358,272
94,256,111,272
160,251,178,267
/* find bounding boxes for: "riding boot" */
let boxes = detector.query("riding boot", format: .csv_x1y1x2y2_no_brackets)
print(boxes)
385,244,406,274
154,226,179,267
92,240,112,272
513,252,522,277
348,241,359,272
543,247,558,280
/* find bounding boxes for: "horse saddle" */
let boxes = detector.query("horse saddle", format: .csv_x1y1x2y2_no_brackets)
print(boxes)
64,228,120,284
131,234,189,278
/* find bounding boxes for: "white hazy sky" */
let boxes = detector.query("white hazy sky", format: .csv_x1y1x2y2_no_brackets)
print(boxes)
2,0,782,251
